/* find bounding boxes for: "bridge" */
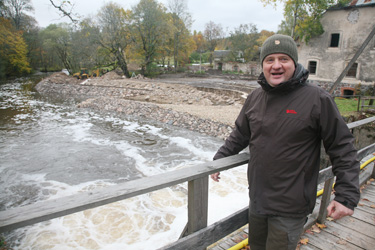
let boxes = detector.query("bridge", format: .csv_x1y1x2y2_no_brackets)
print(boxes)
1,116,375,249
207,162,375,250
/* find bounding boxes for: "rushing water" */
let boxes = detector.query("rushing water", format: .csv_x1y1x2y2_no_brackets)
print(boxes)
0,76,248,250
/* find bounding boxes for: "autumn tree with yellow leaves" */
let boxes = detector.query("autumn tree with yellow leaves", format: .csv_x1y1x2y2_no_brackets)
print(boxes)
0,17,31,78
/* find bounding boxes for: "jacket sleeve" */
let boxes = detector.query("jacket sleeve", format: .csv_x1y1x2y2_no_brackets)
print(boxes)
213,96,251,160
319,92,360,210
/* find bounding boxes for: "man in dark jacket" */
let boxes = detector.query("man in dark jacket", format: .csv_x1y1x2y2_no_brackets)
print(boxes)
211,34,360,250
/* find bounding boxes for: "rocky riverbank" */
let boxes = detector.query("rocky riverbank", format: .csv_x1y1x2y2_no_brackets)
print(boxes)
35,72,256,139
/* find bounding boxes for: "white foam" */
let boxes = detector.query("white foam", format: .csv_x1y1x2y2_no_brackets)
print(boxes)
10,164,249,250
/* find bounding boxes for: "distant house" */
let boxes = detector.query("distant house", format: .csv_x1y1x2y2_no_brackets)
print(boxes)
298,0,375,96
212,50,259,76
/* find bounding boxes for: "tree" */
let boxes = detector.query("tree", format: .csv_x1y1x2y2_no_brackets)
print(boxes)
257,30,275,45
260,0,349,42
132,0,170,75
48,0,79,24
3,0,34,30
75,17,114,70
229,23,260,62
22,15,41,69
192,30,206,52
97,2,132,77
0,0,7,17
278,14,294,36
203,21,224,51
40,23,74,74
167,0,192,71
282,0,327,42
0,17,31,78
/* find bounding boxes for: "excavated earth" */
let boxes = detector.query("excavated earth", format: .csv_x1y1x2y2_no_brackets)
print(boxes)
35,71,259,139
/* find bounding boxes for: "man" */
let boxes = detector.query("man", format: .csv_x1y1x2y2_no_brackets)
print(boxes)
211,34,360,250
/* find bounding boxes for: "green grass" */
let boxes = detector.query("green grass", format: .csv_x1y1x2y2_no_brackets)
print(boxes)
335,97,359,115
335,97,375,117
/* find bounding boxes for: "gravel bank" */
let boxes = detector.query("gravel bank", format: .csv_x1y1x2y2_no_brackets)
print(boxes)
35,72,255,139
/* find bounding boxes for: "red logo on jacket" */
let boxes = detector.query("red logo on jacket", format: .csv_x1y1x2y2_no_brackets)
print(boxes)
286,109,297,114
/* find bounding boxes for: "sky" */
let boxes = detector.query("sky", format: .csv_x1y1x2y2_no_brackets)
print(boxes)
31,0,284,34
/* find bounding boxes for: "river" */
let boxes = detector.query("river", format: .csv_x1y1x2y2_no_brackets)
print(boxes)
0,76,248,250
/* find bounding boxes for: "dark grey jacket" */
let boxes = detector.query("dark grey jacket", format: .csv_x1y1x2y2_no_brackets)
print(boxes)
214,64,360,217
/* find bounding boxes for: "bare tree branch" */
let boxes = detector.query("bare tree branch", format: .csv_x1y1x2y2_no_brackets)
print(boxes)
49,0,79,23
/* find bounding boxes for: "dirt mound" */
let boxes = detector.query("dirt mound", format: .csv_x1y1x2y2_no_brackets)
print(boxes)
101,71,123,80
44,72,80,84
131,74,148,80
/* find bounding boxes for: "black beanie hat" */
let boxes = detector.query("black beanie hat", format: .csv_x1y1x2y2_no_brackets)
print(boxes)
260,34,298,66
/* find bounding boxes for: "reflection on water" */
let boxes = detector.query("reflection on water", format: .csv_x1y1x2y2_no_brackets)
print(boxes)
0,76,249,249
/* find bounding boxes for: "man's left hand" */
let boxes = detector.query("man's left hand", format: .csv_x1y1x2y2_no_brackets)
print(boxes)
327,200,354,220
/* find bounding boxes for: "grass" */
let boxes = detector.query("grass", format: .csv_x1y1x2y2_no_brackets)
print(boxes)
335,97,375,117
334,97,360,116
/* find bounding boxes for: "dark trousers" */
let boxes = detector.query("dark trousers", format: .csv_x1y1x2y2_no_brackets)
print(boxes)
248,208,306,250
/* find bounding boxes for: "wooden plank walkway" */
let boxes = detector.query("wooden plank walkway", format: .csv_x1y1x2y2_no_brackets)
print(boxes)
208,179,375,250
300,180,375,250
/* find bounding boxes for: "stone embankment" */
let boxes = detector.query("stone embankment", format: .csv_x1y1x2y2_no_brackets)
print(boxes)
36,72,252,139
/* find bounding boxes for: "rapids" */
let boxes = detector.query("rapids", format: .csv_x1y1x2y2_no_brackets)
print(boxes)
0,76,248,250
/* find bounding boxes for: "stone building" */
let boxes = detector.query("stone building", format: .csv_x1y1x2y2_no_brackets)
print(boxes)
212,50,260,76
298,0,375,96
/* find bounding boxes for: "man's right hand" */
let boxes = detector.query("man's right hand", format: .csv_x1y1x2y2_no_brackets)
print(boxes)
327,200,354,220
211,172,221,182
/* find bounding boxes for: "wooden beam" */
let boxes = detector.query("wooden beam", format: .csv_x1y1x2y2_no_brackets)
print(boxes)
318,167,334,185
159,207,248,250
317,178,334,224
317,142,375,184
187,177,208,235
347,116,375,129
357,143,375,161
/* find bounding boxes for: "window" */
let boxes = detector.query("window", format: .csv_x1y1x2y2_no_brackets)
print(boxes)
341,87,355,97
308,61,317,75
346,62,358,77
343,89,354,96
330,33,340,47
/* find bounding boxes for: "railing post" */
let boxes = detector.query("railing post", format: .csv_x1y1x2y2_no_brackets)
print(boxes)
317,177,334,224
361,98,365,111
186,176,209,236
357,95,361,112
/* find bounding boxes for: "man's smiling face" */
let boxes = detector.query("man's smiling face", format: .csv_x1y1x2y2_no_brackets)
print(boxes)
262,53,296,87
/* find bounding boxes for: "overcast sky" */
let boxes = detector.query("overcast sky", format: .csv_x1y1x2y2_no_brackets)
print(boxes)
31,0,284,34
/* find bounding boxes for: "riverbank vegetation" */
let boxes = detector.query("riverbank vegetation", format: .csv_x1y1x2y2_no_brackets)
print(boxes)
0,0,351,79
0,235,11,250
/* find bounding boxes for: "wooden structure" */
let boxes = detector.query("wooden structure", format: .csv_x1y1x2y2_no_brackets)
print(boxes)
300,181,375,249
328,24,375,94
361,96,375,111
0,117,375,249
207,180,375,250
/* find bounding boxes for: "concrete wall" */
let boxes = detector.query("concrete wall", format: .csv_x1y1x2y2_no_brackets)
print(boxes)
214,61,261,76
298,5,375,93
